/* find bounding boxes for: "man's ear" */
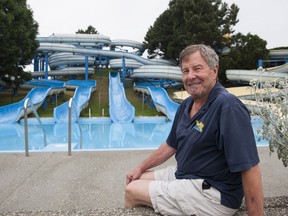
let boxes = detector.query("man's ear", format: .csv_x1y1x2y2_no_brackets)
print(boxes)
213,65,219,79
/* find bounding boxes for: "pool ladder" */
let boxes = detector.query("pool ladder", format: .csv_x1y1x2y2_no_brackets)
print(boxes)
24,98,47,157
23,97,82,156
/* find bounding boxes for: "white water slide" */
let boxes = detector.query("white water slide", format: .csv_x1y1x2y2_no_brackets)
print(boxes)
226,49,288,82
38,43,176,66
226,63,288,82
36,34,181,80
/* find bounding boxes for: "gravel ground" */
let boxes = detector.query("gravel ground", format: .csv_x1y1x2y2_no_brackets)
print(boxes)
1,196,287,216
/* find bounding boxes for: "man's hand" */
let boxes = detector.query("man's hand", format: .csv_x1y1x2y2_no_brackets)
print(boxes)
126,143,175,185
126,167,143,185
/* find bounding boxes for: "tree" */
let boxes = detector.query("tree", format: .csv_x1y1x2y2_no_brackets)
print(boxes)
0,0,38,84
219,33,269,84
144,0,239,61
76,25,99,34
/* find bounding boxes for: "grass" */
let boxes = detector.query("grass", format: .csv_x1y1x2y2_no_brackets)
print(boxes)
0,69,181,118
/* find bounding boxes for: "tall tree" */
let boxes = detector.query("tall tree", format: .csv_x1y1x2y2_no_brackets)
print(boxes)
76,25,99,34
230,33,269,69
144,0,239,61
0,0,38,83
219,33,269,84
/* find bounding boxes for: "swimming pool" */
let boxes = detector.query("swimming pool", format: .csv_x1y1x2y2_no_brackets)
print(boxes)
0,116,268,153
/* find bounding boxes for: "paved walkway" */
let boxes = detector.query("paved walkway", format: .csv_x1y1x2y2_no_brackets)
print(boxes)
0,147,287,215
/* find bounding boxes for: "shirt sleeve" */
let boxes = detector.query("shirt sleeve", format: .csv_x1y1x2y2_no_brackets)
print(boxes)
219,101,260,173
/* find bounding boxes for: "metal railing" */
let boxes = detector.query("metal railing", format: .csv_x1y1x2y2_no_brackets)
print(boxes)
24,98,47,157
68,98,83,156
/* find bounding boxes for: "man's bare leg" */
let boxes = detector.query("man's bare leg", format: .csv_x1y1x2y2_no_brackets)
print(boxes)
125,170,155,207
125,179,152,207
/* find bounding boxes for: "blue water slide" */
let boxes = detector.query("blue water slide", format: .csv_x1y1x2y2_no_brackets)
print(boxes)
65,79,96,89
23,79,65,88
53,84,95,123
0,87,55,124
109,72,135,122
147,86,180,121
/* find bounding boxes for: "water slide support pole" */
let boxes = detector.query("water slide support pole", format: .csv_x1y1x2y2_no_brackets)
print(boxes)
33,55,39,72
98,54,102,76
258,59,263,68
85,55,88,80
45,53,48,79
122,57,126,87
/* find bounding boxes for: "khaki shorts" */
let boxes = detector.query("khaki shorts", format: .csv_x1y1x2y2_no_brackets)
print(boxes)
149,166,237,216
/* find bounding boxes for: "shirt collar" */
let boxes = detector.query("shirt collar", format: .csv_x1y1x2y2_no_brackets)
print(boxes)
184,82,226,117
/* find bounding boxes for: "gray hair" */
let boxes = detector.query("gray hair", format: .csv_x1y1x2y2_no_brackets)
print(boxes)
179,44,219,69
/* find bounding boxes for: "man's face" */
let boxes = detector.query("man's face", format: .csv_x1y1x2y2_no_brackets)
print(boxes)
181,51,218,101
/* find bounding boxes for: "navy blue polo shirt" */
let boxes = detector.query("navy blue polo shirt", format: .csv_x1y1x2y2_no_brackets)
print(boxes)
167,82,259,209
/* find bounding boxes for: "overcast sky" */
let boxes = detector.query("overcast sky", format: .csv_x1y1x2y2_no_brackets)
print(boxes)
27,0,288,49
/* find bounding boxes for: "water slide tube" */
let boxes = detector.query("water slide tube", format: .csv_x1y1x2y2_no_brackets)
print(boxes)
36,34,177,81
38,34,144,52
130,65,182,81
0,87,64,124
109,59,143,69
53,80,96,123
110,39,144,55
226,49,288,83
109,72,135,123
226,63,288,82
31,67,94,78
134,84,179,121
48,52,95,68
269,49,288,58
37,34,112,46
37,43,176,66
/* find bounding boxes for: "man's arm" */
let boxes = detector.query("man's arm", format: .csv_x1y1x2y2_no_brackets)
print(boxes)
126,142,176,184
241,164,264,216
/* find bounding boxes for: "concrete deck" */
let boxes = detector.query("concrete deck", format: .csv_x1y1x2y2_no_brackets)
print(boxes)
0,147,287,215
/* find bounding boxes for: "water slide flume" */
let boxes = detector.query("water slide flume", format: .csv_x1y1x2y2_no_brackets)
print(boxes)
226,49,288,83
134,84,179,121
226,63,288,83
53,80,96,123
25,34,182,123
131,65,182,81
109,72,135,123
0,87,65,124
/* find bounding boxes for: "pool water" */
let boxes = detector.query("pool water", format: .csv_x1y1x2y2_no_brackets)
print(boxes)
0,116,268,152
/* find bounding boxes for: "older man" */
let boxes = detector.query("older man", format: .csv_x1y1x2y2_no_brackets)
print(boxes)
125,44,263,216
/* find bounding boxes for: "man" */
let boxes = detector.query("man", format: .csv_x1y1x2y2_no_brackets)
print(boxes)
125,44,264,216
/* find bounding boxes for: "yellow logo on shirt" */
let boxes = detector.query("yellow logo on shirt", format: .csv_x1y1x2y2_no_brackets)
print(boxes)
195,120,204,133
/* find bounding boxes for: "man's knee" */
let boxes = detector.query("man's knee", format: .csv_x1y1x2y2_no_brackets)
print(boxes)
125,182,134,197
125,181,139,207
125,180,152,208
